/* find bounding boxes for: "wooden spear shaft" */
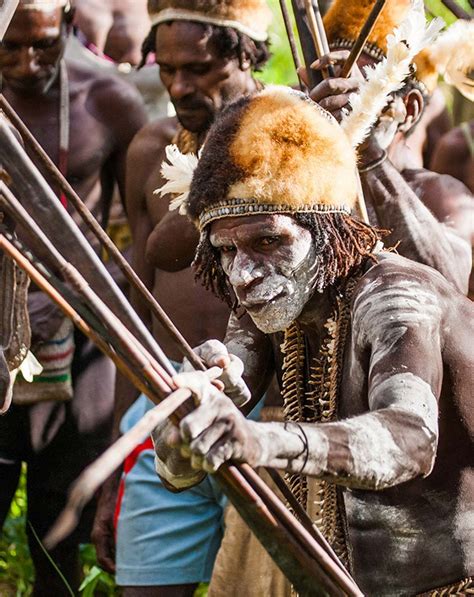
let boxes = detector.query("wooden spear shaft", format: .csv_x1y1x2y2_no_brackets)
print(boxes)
0,188,356,594
0,95,205,373
1,91,360,583
278,0,307,91
304,0,335,78
341,0,387,78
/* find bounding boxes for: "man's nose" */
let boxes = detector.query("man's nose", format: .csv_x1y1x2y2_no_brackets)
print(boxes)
15,47,40,77
169,71,193,101
228,255,263,290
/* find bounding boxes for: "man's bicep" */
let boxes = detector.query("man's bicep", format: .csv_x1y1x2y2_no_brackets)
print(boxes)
366,322,442,441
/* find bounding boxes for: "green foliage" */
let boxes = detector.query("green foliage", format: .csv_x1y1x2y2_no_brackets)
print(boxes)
425,0,472,24
256,0,299,86
0,464,34,597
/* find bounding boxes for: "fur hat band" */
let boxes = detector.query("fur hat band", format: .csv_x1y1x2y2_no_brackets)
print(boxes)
148,1,271,42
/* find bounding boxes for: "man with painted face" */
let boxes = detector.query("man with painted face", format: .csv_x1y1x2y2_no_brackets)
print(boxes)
0,2,146,594
152,86,474,596
299,0,473,295
91,1,272,594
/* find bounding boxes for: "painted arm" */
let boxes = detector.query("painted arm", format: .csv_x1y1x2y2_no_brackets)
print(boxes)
152,311,275,488
167,263,442,491
359,141,471,293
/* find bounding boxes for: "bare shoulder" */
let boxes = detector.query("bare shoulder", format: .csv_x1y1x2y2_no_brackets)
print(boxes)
67,59,147,131
126,116,177,181
403,167,473,226
351,253,452,341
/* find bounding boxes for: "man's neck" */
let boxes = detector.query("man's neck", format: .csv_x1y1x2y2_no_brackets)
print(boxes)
5,69,61,104
388,131,424,171
195,76,261,146
296,286,335,337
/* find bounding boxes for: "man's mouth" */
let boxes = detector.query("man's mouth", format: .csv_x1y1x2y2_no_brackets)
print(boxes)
241,290,286,312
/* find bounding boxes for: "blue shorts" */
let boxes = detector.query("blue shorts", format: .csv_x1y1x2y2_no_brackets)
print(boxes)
115,392,227,586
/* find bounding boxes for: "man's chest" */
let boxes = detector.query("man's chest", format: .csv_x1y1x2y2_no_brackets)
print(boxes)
8,90,114,188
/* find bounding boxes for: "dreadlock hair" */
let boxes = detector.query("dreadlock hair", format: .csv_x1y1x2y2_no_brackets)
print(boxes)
193,212,382,309
140,21,271,70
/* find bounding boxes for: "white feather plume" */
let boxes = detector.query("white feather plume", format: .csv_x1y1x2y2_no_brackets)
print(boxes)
341,0,444,148
153,144,199,215
428,20,474,101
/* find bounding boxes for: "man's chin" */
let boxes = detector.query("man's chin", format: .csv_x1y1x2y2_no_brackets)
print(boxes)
5,78,50,95
247,309,295,335
175,110,211,133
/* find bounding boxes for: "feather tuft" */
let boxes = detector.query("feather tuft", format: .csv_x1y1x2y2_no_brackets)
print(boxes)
341,0,444,148
428,20,474,101
153,144,199,215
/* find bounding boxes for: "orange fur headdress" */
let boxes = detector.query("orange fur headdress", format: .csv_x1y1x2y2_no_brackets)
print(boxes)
323,0,441,93
157,86,358,231
147,0,272,42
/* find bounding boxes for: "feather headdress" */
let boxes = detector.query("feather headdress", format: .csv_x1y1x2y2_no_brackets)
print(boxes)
423,20,474,101
341,0,444,148
154,144,200,215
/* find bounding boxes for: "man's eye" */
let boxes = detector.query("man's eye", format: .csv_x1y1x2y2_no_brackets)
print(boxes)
220,246,236,254
33,38,59,50
259,236,279,247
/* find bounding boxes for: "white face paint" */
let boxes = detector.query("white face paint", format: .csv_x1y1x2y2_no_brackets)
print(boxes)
210,214,320,334
373,96,407,150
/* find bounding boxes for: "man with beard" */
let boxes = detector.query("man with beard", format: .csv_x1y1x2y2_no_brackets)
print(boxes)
152,85,474,597
91,1,272,595
0,2,146,594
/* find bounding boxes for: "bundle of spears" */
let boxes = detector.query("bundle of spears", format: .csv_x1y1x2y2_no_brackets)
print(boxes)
0,0,401,594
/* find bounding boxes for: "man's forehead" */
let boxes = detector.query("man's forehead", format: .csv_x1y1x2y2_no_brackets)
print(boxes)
7,7,62,37
155,20,220,63
210,214,299,241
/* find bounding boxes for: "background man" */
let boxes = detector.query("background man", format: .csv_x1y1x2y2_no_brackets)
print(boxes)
91,1,272,595
0,1,146,594
305,0,473,293
153,85,474,597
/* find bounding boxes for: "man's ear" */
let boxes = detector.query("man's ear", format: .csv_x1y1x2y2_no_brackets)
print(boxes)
399,88,424,134
239,52,251,72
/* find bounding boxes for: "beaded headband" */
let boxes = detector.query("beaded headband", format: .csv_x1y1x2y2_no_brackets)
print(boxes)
198,198,351,231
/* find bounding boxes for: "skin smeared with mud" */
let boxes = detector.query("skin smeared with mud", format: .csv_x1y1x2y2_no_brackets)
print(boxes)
153,214,474,595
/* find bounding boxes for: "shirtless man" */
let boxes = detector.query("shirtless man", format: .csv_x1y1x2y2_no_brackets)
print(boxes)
153,85,474,597
431,120,474,194
305,0,473,294
0,2,146,594
91,1,272,594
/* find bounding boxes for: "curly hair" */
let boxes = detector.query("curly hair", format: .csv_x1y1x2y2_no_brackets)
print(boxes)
193,212,383,309
140,21,271,70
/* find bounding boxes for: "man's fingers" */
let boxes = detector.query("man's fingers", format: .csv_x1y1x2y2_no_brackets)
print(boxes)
197,339,231,368
297,66,309,87
179,402,218,443
93,530,116,574
203,436,237,473
173,369,222,403
311,50,350,71
318,94,352,112
189,419,230,457
309,77,360,103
